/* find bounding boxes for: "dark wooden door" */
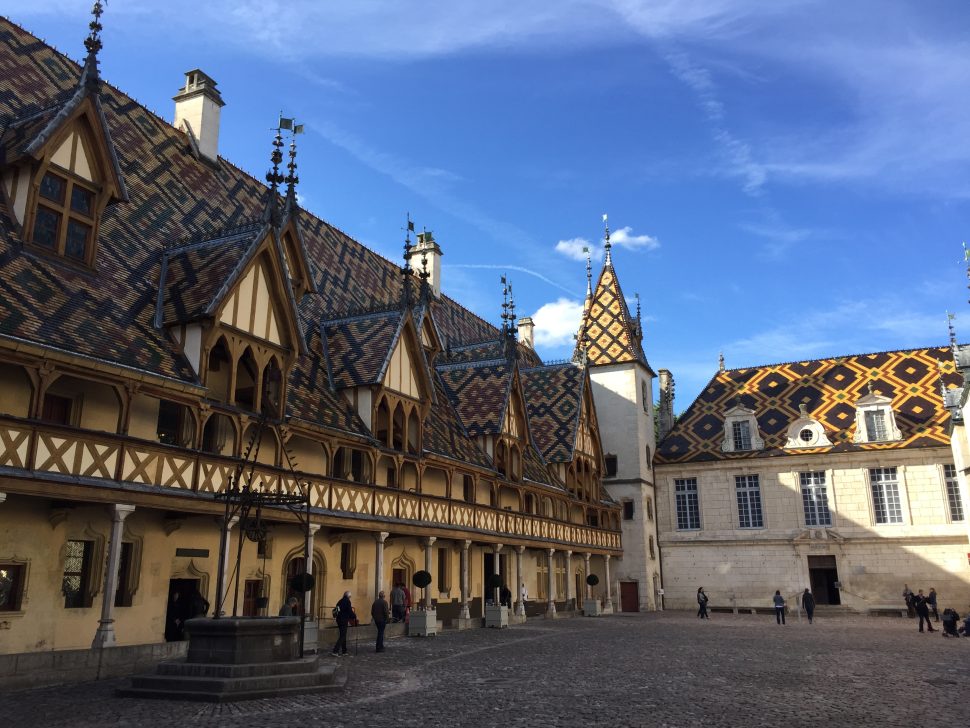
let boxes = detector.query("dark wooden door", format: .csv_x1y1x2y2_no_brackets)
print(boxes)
807,555,841,605
620,581,639,612
243,579,262,616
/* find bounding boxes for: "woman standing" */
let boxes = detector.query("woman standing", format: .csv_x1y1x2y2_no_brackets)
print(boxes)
332,591,354,656
697,587,709,619
773,590,787,625
801,588,816,624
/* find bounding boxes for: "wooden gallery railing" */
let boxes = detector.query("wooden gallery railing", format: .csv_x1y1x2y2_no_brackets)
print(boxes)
0,416,622,552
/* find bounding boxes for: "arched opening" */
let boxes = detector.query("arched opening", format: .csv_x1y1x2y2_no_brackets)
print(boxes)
153,398,195,447
498,485,519,510
375,397,391,447
234,347,258,411
0,362,31,417
460,474,475,502
206,337,232,402
391,402,405,450
42,375,121,433
283,549,326,620
406,408,421,455
541,497,554,519
509,445,521,482
570,505,584,524
401,462,419,492
524,493,536,515
333,446,369,482
284,435,328,476
376,455,397,487
423,467,448,498
566,465,577,496
261,356,283,416
242,423,278,466
201,412,236,456
494,441,507,477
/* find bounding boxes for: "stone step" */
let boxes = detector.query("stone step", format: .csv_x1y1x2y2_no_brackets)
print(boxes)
156,657,318,678
117,665,346,702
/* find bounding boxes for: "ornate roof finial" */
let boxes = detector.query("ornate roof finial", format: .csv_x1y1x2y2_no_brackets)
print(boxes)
401,213,414,305
500,275,510,335
867,380,875,396
602,213,612,265
262,119,286,227
635,293,642,339
718,352,725,372
947,310,957,351
281,118,304,209
584,245,592,297
81,1,106,91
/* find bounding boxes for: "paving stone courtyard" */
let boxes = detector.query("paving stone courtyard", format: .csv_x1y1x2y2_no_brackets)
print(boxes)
3,611,969,727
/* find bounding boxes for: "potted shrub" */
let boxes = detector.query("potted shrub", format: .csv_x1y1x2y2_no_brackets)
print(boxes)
484,572,508,628
409,571,437,637
584,574,602,616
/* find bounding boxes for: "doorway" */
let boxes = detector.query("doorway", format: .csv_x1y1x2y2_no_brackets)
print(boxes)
482,552,508,605
165,578,199,641
575,572,584,605
243,579,264,617
620,581,639,612
807,555,841,605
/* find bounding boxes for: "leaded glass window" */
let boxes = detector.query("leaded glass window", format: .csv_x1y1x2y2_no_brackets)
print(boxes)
675,477,700,530
870,467,903,524
735,474,764,528
63,539,92,608
800,471,832,526
732,420,752,451
944,464,965,522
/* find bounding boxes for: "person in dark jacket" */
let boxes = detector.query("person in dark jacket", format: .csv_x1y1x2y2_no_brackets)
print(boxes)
912,589,935,633
773,590,787,625
928,588,939,622
801,588,816,624
697,587,709,619
332,591,354,655
371,591,390,652
500,585,513,609
279,596,299,616
941,608,960,637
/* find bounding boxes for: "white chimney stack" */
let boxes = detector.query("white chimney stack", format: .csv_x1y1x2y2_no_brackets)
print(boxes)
173,69,224,164
518,317,535,348
410,231,443,298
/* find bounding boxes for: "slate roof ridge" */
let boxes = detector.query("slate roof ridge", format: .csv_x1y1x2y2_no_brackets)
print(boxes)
201,222,272,318
373,309,409,385
165,221,265,253
519,360,580,373
720,344,952,373
321,307,404,327
435,357,508,372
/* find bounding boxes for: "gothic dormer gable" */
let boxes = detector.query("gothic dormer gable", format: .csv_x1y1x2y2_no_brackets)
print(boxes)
785,405,833,449
853,385,902,443
2,95,127,268
380,314,432,403
278,216,313,301
721,403,765,453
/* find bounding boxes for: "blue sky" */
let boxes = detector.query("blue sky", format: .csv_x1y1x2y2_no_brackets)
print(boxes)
8,1,970,411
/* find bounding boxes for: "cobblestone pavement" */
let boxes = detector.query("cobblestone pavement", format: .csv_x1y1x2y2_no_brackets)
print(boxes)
3,611,969,728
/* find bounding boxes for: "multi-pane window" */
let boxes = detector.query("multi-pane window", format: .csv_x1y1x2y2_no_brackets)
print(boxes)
732,420,752,450
870,467,903,524
735,475,764,528
0,564,25,611
63,539,93,608
622,501,635,520
536,563,548,600
800,471,832,526
32,170,97,263
944,464,965,522
864,410,888,441
674,478,701,530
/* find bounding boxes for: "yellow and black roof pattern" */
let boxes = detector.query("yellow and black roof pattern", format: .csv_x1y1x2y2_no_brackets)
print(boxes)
520,363,585,463
575,263,652,372
0,18,592,489
656,347,960,464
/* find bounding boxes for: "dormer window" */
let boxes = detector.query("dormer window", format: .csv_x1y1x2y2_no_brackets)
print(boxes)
32,166,97,263
785,404,833,449
853,384,901,444
721,403,764,453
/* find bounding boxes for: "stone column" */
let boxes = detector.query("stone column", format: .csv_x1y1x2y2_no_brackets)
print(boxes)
492,544,503,606
0,493,6,505
604,554,614,612
460,539,471,619
584,553,592,600
92,504,136,648
216,516,239,617
565,550,573,610
374,531,389,602
304,524,320,618
424,536,436,609
515,546,526,616
546,548,557,618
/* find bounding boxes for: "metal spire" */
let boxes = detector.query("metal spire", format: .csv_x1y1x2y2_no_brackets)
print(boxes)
81,1,106,91
947,310,957,351
262,122,285,227
602,213,612,265
283,119,304,210
401,213,414,305
584,246,592,297
635,292,642,339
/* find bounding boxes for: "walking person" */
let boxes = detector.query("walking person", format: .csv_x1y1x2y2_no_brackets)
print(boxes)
928,587,939,622
696,587,709,619
332,591,354,655
801,588,816,624
773,590,787,625
390,583,406,623
371,590,390,653
903,584,915,618
912,589,935,633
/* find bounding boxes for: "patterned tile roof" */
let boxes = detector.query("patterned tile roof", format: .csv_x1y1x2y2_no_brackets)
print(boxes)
443,337,543,368
520,363,585,463
576,263,652,371
321,309,404,389
423,373,492,469
655,347,961,464
436,361,512,437
522,440,560,488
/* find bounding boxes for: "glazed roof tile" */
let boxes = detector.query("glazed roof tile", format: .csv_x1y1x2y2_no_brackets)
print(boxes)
520,363,585,463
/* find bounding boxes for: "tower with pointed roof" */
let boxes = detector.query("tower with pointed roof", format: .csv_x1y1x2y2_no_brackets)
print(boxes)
574,215,661,611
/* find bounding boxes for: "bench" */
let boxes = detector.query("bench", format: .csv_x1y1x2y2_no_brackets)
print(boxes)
867,607,907,618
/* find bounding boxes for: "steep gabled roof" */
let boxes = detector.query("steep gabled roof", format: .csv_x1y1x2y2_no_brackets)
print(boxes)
520,363,585,463
655,346,961,465
436,359,512,437
321,308,405,389
423,372,492,468
576,263,652,371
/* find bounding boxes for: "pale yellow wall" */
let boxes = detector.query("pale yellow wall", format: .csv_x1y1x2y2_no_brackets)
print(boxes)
422,468,448,498
46,376,119,433
383,337,420,398
128,393,160,441
286,435,328,477
219,259,283,345
0,362,31,417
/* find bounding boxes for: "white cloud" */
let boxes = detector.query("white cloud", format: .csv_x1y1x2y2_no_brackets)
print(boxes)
611,226,660,251
532,298,585,348
554,237,602,262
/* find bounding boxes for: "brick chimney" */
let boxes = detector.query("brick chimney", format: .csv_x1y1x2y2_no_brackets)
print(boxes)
658,368,675,441
173,70,224,163
518,317,535,348
410,231,443,298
